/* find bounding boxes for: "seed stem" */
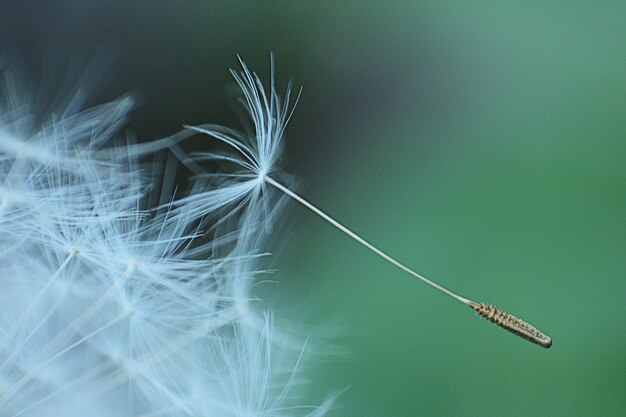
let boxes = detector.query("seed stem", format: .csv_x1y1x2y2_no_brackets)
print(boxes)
263,175,470,305
264,175,553,348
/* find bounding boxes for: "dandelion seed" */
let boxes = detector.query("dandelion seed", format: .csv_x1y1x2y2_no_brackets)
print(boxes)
179,54,552,349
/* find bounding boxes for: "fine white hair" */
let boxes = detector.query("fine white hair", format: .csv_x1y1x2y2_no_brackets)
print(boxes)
0,57,333,417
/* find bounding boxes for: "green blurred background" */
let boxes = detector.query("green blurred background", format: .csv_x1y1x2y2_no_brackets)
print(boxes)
2,1,624,415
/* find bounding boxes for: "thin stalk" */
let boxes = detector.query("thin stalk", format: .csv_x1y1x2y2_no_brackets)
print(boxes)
0,249,77,352
0,285,70,372
0,311,131,406
0,265,138,407
7,305,244,415
9,360,118,417
263,175,470,305
263,175,552,348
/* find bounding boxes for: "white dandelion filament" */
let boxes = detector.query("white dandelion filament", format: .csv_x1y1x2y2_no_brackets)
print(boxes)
0,61,334,416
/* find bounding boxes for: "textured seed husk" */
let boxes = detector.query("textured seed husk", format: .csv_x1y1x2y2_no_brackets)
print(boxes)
469,301,552,348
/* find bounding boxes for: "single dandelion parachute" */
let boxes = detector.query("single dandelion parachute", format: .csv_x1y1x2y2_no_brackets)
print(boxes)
177,54,552,349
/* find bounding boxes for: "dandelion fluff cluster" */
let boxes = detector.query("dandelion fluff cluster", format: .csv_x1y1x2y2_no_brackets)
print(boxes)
0,59,331,416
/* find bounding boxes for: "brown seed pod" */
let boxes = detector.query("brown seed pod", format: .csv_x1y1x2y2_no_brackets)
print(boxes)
469,301,552,348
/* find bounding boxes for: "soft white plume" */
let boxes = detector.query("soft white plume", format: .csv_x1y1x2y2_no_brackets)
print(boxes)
0,58,332,417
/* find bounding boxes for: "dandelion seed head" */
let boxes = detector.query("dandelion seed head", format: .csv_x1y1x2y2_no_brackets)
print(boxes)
0,58,334,416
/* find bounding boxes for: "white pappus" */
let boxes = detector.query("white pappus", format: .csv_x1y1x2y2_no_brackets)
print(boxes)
0,57,334,416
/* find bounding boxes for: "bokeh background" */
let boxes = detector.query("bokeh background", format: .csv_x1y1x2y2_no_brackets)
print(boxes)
1,1,624,416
